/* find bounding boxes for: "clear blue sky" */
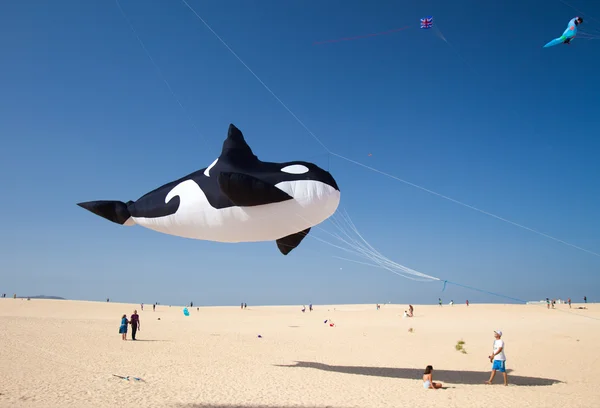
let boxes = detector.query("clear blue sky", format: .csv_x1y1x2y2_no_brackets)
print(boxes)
1,0,599,306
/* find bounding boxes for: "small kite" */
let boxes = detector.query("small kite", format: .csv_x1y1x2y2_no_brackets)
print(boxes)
543,16,583,48
420,16,433,29
77,124,340,255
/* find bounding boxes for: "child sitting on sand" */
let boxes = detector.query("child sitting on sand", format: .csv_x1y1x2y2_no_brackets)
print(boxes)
423,365,442,389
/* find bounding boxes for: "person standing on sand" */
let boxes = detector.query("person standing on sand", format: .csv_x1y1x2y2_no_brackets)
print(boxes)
119,314,129,340
486,330,508,386
130,310,140,340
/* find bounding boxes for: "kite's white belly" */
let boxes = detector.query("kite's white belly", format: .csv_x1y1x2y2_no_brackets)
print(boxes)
130,179,340,242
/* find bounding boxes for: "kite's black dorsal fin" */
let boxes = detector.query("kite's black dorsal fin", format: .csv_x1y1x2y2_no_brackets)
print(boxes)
220,124,258,164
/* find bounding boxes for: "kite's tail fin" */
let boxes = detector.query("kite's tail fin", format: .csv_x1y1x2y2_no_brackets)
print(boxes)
77,200,135,226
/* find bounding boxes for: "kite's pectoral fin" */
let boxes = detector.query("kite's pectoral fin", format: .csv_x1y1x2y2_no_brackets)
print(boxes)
276,228,311,255
218,172,292,207
77,200,134,226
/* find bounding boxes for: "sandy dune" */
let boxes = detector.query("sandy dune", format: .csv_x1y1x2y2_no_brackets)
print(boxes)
1,299,598,408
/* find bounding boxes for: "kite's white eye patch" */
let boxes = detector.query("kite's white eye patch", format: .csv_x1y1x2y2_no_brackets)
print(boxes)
281,164,309,174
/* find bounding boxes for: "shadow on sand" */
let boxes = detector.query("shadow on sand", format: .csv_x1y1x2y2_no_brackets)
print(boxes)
131,339,170,342
178,405,340,408
273,361,562,386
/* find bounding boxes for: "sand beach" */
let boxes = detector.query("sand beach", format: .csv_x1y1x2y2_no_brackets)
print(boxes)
1,299,598,408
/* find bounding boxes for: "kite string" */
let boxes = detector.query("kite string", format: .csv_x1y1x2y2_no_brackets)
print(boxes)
443,280,600,321
299,210,600,322
330,152,600,258
558,0,600,25
114,0,214,156
179,0,330,154
313,25,413,45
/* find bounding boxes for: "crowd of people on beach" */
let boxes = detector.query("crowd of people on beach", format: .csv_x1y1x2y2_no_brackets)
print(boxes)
105,296,586,388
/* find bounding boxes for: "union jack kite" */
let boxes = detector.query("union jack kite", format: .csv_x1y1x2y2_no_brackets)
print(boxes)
420,16,433,29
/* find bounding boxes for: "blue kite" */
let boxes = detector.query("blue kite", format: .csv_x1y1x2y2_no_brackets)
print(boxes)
543,17,583,48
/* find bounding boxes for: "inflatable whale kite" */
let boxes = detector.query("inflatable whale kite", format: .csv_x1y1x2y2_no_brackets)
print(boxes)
77,124,341,255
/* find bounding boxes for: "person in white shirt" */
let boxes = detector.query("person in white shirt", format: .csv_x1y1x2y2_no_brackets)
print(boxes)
486,330,508,385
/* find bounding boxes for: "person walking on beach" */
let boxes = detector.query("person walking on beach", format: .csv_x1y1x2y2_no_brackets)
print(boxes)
119,314,129,340
438,298,442,307
584,296,587,303
568,298,571,308
486,330,508,386
130,310,140,340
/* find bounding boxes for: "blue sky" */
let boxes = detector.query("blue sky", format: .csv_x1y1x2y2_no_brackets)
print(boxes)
1,0,599,306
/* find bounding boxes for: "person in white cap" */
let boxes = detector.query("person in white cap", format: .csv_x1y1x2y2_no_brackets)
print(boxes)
486,330,508,385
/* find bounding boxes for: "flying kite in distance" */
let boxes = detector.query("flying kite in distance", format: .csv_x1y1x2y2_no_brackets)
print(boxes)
314,15,435,45
543,16,583,48
420,16,433,29
77,124,341,255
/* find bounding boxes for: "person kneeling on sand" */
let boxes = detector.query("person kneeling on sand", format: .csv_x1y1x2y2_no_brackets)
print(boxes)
423,365,443,389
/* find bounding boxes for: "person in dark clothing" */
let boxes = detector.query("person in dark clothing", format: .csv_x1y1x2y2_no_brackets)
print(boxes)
130,309,140,340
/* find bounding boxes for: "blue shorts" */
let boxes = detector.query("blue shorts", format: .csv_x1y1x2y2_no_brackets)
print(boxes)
492,360,506,372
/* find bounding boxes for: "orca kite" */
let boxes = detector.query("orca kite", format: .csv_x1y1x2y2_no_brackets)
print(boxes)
77,124,340,255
